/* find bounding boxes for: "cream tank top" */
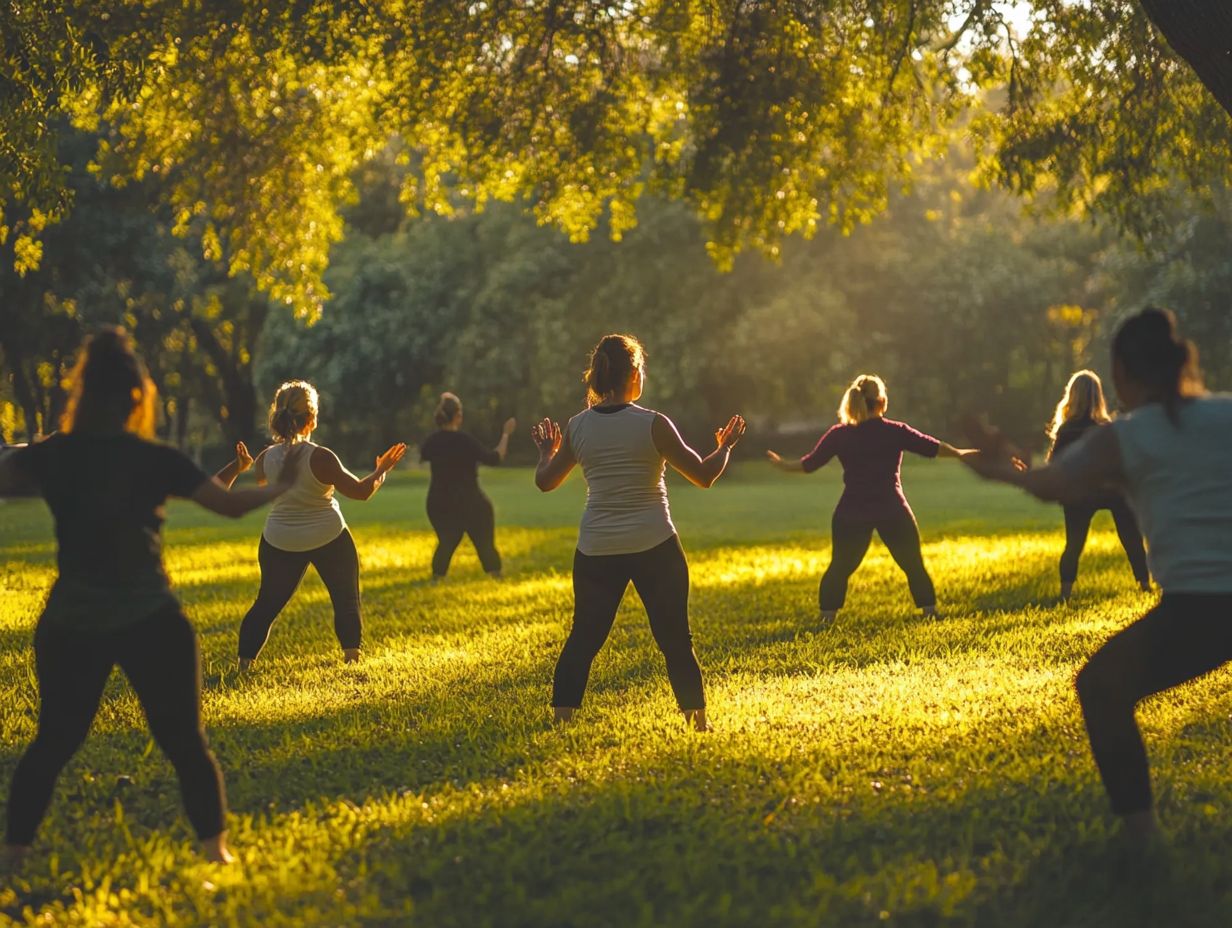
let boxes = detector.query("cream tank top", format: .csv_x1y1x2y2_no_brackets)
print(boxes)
261,442,347,552
567,404,676,556
1112,394,1232,593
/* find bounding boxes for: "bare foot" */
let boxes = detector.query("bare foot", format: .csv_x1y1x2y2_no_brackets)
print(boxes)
201,834,235,864
683,709,710,732
553,707,575,725
343,648,361,664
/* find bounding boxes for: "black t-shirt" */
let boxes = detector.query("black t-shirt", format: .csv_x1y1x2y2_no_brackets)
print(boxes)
1050,416,1100,461
14,432,209,629
419,430,499,500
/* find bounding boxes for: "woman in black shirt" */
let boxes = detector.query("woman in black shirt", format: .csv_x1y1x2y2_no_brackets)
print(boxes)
1047,370,1150,600
0,328,293,864
419,392,516,579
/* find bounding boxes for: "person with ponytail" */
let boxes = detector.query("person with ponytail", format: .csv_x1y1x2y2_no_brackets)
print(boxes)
0,327,296,864
419,392,516,580
767,374,973,626
965,307,1231,845
226,381,407,669
532,334,746,731
1046,370,1150,600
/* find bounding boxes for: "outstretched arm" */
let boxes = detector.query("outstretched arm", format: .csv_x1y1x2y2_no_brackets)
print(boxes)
765,450,805,472
964,420,1122,504
532,419,576,491
192,444,299,518
312,443,407,501
652,414,746,489
936,441,977,459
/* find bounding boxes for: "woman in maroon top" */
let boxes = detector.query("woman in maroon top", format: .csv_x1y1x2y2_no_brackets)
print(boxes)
768,375,972,626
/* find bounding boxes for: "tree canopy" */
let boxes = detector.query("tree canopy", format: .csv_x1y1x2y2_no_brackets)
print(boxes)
3,1,1230,315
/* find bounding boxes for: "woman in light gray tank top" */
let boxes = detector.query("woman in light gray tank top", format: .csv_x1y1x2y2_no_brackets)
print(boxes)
966,307,1232,847
532,334,746,731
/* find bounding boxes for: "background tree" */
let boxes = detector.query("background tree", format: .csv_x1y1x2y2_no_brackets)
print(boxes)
4,2,1230,316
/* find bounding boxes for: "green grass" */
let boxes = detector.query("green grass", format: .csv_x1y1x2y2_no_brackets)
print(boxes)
2,460,1231,926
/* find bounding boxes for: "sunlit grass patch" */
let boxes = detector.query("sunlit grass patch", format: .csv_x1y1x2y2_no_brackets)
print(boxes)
2,464,1231,926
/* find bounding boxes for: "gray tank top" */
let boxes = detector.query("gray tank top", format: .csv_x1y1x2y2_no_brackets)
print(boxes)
1112,394,1232,593
566,404,676,556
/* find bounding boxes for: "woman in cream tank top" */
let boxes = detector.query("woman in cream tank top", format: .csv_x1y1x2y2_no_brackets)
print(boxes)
217,381,406,668
532,334,746,732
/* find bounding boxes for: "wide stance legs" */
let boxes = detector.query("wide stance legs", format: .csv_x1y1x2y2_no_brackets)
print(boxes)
5,608,228,860
552,535,706,727
819,507,936,619
1076,593,1232,838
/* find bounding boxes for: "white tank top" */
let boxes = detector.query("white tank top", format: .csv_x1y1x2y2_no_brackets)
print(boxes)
1112,394,1232,593
261,442,347,552
567,404,676,556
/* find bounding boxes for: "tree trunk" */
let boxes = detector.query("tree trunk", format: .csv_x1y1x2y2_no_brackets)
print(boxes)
187,315,259,447
1138,0,1232,118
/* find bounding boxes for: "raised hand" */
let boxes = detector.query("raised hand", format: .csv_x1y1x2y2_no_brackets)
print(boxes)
714,415,747,450
375,442,408,474
766,450,784,466
532,418,562,456
502,417,518,436
235,441,254,473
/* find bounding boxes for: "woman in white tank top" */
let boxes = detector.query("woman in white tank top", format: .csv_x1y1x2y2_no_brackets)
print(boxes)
217,381,406,669
966,308,1232,847
532,334,746,731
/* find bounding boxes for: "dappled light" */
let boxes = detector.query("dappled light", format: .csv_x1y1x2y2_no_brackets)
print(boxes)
3,468,1232,923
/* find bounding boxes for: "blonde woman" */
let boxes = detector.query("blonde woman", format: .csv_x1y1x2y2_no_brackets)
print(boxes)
532,334,745,731
767,375,972,626
1047,370,1150,600
221,381,406,668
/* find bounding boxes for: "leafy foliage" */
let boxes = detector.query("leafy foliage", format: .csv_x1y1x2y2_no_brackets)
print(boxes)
3,2,1229,314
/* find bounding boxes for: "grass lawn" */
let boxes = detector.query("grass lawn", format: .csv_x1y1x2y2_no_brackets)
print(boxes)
1,459,1230,926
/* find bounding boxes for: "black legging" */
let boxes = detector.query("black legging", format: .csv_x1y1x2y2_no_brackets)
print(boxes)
1060,495,1150,585
427,492,501,577
818,506,936,612
6,607,226,845
552,535,705,711
238,529,362,660
1076,593,1232,814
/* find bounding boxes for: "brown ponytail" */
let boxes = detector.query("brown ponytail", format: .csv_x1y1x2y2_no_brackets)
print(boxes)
61,326,158,438
268,381,319,443
583,334,645,406
435,392,462,427
1111,307,1202,425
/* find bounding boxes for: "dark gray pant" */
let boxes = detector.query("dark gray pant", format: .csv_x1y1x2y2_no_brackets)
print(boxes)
552,535,705,711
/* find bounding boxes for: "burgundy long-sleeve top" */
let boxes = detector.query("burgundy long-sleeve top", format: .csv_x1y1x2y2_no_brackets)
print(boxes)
800,417,940,519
